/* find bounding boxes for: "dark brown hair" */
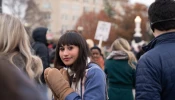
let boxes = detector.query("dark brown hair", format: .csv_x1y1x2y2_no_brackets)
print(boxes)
54,30,90,86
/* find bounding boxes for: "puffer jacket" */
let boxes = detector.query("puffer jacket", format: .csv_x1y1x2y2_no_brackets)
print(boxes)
136,32,175,100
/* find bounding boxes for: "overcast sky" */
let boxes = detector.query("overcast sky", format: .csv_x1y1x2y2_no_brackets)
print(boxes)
130,0,155,6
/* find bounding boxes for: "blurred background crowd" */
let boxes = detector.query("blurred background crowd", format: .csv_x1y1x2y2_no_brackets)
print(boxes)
0,0,154,58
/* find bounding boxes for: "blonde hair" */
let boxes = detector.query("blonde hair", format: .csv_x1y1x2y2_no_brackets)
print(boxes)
0,14,43,81
111,38,137,69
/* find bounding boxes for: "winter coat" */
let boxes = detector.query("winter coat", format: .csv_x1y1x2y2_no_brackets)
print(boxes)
105,59,135,100
136,32,175,100
32,27,50,84
65,63,107,100
0,55,46,100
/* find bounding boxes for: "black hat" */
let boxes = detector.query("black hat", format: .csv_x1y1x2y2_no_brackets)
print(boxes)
148,0,175,31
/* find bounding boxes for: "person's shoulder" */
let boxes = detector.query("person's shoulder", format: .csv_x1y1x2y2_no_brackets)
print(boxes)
86,63,105,77
33,42,47,49
140,46,160,61
138,49,161,70
34,42,45,46
105,58,116,63
87,63,103,71
0,54,10,61
0,55,8,64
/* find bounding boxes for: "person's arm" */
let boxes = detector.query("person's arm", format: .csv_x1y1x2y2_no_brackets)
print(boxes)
0,58,47,100
65,66,106,100
136,55,161,100
36,44,50,83
132,68,136,88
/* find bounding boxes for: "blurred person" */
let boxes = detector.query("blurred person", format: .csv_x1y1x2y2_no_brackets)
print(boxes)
0,56,47,100
136,0,175,100
32,27,51,100
48,42,56,64
32,27,50,84
0,14,46,99
105,38,137,100
44,30,107,100
86,39,94,63
90,46,105,70
0,13,43,83
86,39,94,49
136,45,145,60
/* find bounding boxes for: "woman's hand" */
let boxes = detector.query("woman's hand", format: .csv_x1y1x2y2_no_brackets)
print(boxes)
60,68,69,82
44,68,74,100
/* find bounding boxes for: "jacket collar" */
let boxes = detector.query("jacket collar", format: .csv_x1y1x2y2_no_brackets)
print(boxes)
143,32,175,52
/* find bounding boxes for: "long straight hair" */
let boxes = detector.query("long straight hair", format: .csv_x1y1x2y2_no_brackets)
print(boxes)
54,30,90,86
0,14,43,81
111,38,137,69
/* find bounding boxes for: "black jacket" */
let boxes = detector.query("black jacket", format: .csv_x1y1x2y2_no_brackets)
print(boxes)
32,27,50,84
136,32,175,100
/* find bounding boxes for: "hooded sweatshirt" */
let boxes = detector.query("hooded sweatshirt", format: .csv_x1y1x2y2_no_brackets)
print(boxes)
32,27,50,84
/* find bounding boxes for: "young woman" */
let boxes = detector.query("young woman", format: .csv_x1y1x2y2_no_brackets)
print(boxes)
90,46,105,70
0,14,45,99
44,31,107,100
0,14,43,82
105,38,137,100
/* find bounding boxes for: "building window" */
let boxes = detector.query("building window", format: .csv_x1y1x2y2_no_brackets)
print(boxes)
95,7,100,13
62,25,68,30
93,0,97,4
72,16,76,20
61,14,68,20
47,24,51,30
84,0,88,3
45,13,51,19
61,3,69,10
83,6,89,12
94,0,102,4
72,6,80,11
43,3,51,9
72,16,79,21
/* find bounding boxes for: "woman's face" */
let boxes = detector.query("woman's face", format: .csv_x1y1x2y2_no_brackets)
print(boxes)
59,45,79,66
91,49,100,61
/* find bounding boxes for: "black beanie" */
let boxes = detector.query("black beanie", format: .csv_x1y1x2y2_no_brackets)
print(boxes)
148,0,175,31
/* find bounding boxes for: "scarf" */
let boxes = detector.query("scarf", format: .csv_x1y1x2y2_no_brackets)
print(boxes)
106,50,128,60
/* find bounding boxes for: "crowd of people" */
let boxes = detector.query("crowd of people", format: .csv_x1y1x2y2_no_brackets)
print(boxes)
1,0,175,100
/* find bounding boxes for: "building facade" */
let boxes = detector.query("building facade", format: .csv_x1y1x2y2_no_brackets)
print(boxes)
35,0,104,35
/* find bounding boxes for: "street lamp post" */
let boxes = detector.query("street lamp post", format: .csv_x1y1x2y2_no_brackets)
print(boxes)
131,16,145,53
134,16,142,38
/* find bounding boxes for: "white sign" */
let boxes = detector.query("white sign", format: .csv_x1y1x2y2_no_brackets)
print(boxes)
94,21,111,41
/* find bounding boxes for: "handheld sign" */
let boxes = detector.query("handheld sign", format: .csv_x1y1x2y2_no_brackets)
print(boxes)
94,21,111,41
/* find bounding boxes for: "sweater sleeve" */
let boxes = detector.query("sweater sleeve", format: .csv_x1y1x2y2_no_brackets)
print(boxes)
65,66,106,100
136,55,161,100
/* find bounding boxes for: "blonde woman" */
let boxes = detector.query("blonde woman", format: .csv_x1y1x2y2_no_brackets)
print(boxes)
105,38,137,100
0,14,43,83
